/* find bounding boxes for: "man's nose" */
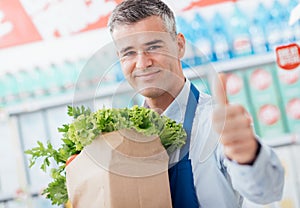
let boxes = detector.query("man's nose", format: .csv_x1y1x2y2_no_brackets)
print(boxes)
135,52,152,69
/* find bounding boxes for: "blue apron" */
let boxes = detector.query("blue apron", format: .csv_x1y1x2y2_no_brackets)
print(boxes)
168,83,200,208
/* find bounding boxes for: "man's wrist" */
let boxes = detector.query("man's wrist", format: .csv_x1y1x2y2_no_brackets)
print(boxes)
245,141,261,166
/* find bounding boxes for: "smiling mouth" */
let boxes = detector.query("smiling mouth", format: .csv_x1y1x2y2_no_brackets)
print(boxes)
134,70,160,78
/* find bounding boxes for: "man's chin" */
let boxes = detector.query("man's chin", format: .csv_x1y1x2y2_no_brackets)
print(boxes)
138,87,166,98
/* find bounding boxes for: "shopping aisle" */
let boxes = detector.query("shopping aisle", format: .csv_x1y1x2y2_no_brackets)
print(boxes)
0,0,300,207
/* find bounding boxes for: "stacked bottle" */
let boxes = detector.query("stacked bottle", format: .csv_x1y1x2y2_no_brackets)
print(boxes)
176,0,300,66
249,3,268,54
211,12,231,61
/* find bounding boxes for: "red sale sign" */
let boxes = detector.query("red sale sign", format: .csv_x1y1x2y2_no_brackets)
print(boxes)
0,0,235,49
182,0,235,11
0,0,42,48
276,43,300,70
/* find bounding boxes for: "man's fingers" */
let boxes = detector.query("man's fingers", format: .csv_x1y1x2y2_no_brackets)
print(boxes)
212,104,253,143
213,73,228,106
213,104,245,120
213,114,252,133
220,128,254,146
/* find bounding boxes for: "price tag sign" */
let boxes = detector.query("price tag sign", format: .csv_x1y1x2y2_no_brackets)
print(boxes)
276,43,300,70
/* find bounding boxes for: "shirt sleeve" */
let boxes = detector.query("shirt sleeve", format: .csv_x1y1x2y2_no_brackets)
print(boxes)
222,142,285,204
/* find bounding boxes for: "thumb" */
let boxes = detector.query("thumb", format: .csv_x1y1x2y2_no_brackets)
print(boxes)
212,73,228,106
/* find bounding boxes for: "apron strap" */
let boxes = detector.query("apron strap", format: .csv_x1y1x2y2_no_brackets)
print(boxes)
180,83,200,159
169,82,200,208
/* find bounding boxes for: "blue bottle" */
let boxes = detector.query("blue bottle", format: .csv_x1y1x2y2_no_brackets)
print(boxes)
266,0,284,51
192,13,214,64
249,3,268,54
16,70,34,100
0,75,6,106
229,4,252,57
211,12,231,61
176,16,197,68
3,73,19,104
32,67,48,97
42,64,64,95
288,0,300,41
59,61,79,92
278,0,295,44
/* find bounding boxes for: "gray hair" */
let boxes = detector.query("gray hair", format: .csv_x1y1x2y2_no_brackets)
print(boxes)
108,0,177,38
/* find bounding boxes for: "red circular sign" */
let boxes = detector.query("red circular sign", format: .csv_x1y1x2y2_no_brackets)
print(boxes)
286,98,300,119
250,69,272,90
258,104,280,125
226,73,243,95
279,70,299,84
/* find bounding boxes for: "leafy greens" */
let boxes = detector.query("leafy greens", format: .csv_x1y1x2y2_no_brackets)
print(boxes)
25,105,186,205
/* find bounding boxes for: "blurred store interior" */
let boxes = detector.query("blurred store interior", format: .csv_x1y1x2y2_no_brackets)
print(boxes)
0,0,300,207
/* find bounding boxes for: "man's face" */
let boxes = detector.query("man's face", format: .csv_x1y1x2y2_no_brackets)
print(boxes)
112,16,185,98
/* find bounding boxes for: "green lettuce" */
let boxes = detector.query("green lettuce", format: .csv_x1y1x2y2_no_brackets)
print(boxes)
25,105,186,205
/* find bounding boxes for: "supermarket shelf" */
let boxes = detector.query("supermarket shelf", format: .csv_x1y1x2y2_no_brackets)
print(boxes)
212,52,275,72
5,53,276,116
6,82,133,116
184,52,276,80
262,133,300,147
0,192,39,204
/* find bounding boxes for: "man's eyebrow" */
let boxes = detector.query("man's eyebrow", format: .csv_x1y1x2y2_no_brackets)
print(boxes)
119,39,164,54
120,46,134,54
144,39,164,46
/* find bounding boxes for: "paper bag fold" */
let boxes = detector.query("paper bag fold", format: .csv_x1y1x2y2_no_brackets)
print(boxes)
66,129,172,208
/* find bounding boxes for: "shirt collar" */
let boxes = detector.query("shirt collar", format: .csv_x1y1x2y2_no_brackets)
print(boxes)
162,79,190,124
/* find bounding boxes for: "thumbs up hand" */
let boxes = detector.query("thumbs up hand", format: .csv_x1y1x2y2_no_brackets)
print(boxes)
212,74,259,165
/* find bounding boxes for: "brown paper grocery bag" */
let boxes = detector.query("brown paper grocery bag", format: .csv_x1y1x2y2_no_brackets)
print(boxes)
66,129,172,208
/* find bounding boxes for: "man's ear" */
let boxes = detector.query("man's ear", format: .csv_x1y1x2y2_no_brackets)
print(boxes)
177,33,185,58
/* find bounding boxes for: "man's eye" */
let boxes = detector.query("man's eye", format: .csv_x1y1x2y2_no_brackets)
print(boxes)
147,45,161,51
122,51,136,57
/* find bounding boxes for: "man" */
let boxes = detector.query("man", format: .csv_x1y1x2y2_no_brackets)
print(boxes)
108,0,284,207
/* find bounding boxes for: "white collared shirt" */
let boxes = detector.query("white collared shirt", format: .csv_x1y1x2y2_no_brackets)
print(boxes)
160,79,284,208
